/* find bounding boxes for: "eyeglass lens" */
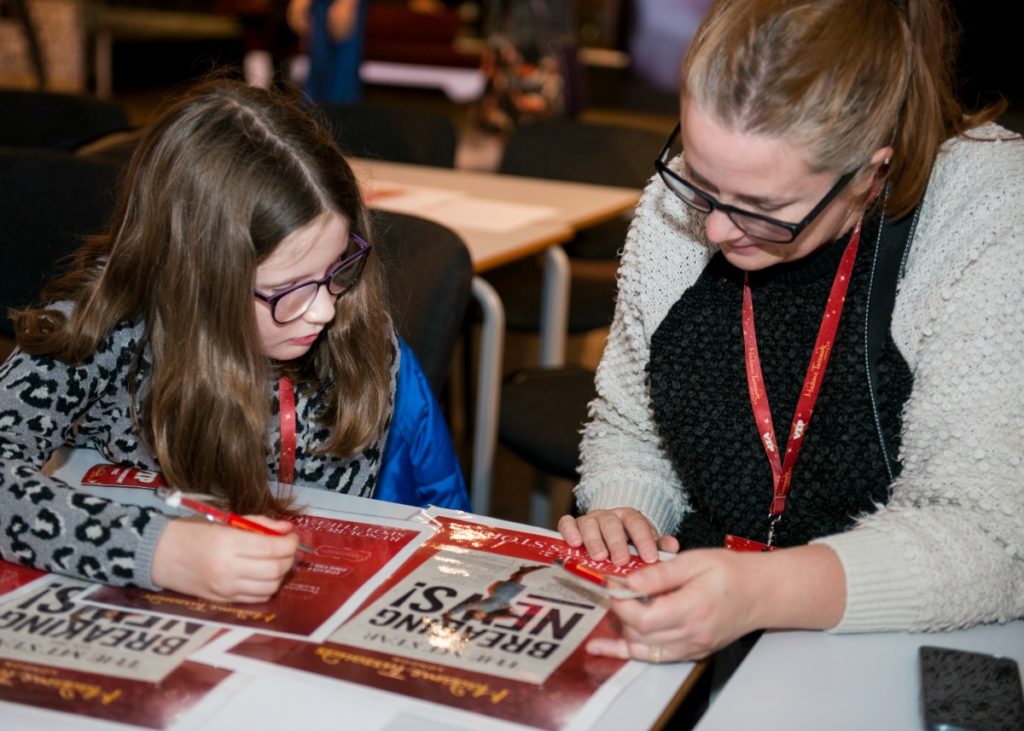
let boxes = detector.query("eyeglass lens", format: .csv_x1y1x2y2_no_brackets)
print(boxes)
273,284,321,323
657,171,797,243
272,239,368,323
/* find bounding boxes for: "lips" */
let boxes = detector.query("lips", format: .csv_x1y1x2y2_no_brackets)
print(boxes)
725,242,763,253
290,332,321,346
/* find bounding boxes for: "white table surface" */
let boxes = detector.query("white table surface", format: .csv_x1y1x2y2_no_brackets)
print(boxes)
0,448,700,731
694,621,1024,731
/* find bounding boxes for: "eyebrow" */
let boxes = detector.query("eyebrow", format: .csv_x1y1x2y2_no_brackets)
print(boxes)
258,251,347,290
685,164,797,211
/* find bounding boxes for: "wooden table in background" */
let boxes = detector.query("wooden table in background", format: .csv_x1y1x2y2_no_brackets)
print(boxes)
352,159,641,516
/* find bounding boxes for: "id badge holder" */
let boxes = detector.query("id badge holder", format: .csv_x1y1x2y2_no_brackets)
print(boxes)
724,515,780,553
724,534,776,552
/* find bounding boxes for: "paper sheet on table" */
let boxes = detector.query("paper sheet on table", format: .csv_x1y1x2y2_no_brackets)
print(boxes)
363,183,465,212
364,182,560,233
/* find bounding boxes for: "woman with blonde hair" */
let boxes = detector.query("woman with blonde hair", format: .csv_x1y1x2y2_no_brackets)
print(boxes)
559,0,1023,662
0,79,465,603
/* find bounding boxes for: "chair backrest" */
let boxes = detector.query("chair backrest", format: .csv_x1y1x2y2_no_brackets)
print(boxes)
74,128,146,170
498,119,664,188
371,210,473,396
498,119,664,260
0,90,130,151
0,149,122,338
316,103,458,168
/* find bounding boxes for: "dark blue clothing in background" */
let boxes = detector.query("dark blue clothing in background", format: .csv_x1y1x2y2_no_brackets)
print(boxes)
305,0,368,103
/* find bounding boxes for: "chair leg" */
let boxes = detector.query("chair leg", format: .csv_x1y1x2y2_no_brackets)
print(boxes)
529,474,551,528
539,245,570,367
469,276,505,516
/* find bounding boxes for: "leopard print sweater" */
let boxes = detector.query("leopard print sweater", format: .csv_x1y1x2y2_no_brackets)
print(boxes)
0,314,397,591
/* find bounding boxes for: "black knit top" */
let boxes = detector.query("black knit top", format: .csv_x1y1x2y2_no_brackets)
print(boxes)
648,215,914,549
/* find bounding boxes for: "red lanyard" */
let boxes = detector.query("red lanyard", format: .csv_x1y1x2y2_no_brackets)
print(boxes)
278,376,296,485
735,219,863,549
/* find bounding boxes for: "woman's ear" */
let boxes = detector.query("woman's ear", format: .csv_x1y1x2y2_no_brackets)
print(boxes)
862,145,894,203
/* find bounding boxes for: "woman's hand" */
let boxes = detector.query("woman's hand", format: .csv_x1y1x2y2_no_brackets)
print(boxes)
586,544,846,662
151,516,299,603
587,548,760,662
558,509,680,565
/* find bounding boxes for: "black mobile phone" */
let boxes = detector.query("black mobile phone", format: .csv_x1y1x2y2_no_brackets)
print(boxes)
919,645,1024,731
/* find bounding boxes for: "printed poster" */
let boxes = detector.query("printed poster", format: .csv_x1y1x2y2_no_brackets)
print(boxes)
0,575,232,729
0,560,46,595
80,513,427,639
228,516,650,731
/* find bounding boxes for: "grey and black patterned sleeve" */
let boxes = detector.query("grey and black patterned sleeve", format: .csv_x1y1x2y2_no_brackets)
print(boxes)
0,325,171,590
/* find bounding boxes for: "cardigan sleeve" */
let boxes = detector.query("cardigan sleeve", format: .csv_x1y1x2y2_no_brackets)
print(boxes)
0,323,171,590
815,132,1024,632
574,165,712,535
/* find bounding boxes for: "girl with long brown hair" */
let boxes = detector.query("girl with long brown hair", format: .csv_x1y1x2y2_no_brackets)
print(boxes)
558,0,1023,662
0,79,464,602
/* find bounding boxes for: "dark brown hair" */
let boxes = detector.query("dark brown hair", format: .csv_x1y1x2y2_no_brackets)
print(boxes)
681,0,1004,218
14,79,392,515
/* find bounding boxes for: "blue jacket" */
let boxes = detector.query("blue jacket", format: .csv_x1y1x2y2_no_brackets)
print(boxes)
376,340,469,510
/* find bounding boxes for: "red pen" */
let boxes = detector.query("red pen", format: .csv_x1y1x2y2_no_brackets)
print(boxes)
157,486,312,552
552,558,650,601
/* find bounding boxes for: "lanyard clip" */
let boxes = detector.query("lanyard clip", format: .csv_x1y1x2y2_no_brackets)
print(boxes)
765,514,782,549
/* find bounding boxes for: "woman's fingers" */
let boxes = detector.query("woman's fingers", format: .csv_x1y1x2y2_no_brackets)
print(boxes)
557,509,673,565
657,534,680,554
585,637,687,664
621,511,660,563
557,514,583,547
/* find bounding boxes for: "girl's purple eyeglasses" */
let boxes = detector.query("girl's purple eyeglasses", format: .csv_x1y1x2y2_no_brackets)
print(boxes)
254,233,370,324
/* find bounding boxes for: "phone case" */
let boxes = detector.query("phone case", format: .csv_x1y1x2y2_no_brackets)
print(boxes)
919,645,1024,731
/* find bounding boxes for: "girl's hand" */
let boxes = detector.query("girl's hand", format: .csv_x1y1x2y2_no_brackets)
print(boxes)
585,545,846,662
558,509,680,565
151,516,299,603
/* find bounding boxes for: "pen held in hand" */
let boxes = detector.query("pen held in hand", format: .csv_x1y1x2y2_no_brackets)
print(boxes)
156,486,313,553
552,558,651,602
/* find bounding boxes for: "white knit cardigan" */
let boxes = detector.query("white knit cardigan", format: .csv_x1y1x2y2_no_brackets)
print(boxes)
575,125,1024,633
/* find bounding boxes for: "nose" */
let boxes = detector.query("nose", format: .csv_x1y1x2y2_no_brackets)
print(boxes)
704,208,745,246
303,284,338,325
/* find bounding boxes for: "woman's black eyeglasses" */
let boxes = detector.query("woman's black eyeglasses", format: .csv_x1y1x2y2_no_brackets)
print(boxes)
654,122,856,244
254,232,370,324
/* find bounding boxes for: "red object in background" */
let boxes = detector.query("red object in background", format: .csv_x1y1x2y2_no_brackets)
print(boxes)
81,464,168,489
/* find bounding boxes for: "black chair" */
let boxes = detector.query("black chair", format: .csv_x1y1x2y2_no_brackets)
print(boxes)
0,149,122,342
316,103,458,168
75,128,146,170
0,90,130,151
371,210,473,397
486,119,663,333
499,366,596,480
490,121,664,525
